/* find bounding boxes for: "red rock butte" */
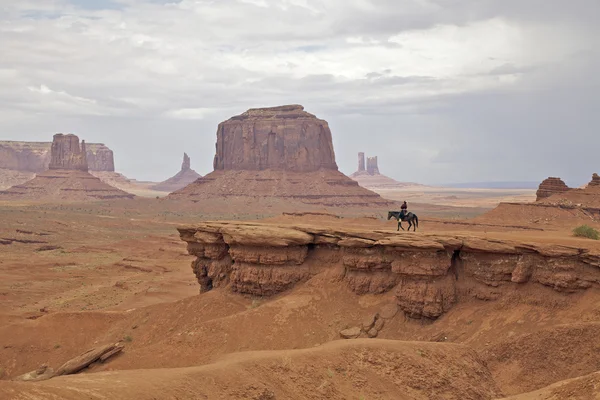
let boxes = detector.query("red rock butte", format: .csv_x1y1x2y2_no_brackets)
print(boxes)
0,134,133,201
536,177,570,201
168,105,392,207
151,152,202,192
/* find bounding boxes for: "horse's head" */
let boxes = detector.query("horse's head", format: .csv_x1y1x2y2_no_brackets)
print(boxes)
387,211,393,220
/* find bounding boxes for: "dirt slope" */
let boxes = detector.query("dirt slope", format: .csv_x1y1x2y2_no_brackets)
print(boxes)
0,339,502,400
499,371,600,400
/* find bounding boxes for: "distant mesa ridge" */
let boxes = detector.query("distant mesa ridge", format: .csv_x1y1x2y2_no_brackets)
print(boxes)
0,138,115,172
0,133,133,201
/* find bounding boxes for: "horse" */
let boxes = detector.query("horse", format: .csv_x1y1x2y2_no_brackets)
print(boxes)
387,210,419,232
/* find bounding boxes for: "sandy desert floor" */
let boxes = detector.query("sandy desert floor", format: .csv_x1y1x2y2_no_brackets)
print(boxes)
1,196,599,399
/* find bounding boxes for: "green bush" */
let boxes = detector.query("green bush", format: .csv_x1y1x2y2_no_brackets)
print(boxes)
573,225,600,240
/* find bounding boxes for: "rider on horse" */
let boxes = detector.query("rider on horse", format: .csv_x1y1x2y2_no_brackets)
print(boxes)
400,201,408,216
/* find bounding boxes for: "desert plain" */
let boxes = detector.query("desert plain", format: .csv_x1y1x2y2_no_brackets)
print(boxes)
1,106,600,400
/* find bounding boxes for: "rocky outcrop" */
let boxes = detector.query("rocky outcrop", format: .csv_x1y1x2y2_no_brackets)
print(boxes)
14,343,123,382
151,153,202,192
213,105,337,172
48,134,88,171
179,221,600,320
0,142,49,172
350,153,423,189
86,144,115,172
366,156,379,175
0,134,134,201
0,140,115,172
168,106,393,208
588,173,600,187
358,152,365,172
536,177,570,201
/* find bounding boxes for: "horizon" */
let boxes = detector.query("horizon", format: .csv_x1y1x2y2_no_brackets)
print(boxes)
1,1,598,185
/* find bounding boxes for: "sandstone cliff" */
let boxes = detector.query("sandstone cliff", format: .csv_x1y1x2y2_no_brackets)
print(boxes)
0,140,115,172
179,221,600,319
0,134,133,201
536,177,570,201
49,134,88,171
213,105,337,172
86,144,115,172
168,105,393,208
151,153,202,192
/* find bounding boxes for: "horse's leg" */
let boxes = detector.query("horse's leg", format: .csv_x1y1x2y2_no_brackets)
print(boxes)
408,220,412,231
399,220,404,231
412,217,417,231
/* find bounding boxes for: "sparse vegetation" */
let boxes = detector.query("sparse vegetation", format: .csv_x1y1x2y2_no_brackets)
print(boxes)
326,368,334,378
124,335,133,343
573,225,600,240
54,344,61,349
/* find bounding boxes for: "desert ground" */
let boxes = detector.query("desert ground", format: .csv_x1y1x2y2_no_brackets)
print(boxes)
1,192,599,400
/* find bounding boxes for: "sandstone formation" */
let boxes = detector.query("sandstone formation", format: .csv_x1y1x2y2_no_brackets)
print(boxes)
179,221,600,319
0,140,115,172
0,134,133,201
151,153,202,192
588,173,600,187
213,105,337,172
86,144,115,172
49,134,88,171
168,105,392,208
366,156,379,175
535,177,570,201
350,152,423,189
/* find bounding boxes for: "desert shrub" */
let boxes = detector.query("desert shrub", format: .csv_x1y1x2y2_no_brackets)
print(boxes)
573,225,600,240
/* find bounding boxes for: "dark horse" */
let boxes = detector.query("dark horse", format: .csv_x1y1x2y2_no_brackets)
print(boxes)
388,210,419,231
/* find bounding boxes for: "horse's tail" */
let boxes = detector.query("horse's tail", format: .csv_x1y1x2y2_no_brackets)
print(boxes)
415,215,419,228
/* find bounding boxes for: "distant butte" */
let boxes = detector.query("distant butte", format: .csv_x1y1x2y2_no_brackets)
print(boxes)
151,153,202,193
0,134,134,201
350,152,425,189
167,105,393,208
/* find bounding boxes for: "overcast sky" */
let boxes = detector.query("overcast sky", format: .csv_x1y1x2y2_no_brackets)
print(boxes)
1,0,598,185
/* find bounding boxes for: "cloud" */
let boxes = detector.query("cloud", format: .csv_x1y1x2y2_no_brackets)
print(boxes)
0,0,597,184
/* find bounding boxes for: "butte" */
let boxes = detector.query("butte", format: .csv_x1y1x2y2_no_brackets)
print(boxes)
151,153,202,192
167,105,392,209
350,152,425,189
0,134,134,201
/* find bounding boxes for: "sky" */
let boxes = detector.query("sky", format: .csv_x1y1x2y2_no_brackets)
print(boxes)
0,0,598,186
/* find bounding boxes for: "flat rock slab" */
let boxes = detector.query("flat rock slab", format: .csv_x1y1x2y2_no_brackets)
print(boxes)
340,327,362,339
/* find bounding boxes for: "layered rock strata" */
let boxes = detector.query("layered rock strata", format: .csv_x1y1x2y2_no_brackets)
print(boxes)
151,153,202,192
213,105,337,172
588,173,600,187
536,177,570,201
179,222,600,319
168,105,392,207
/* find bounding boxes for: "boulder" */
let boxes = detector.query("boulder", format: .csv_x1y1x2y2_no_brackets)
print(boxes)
340,327,362,339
